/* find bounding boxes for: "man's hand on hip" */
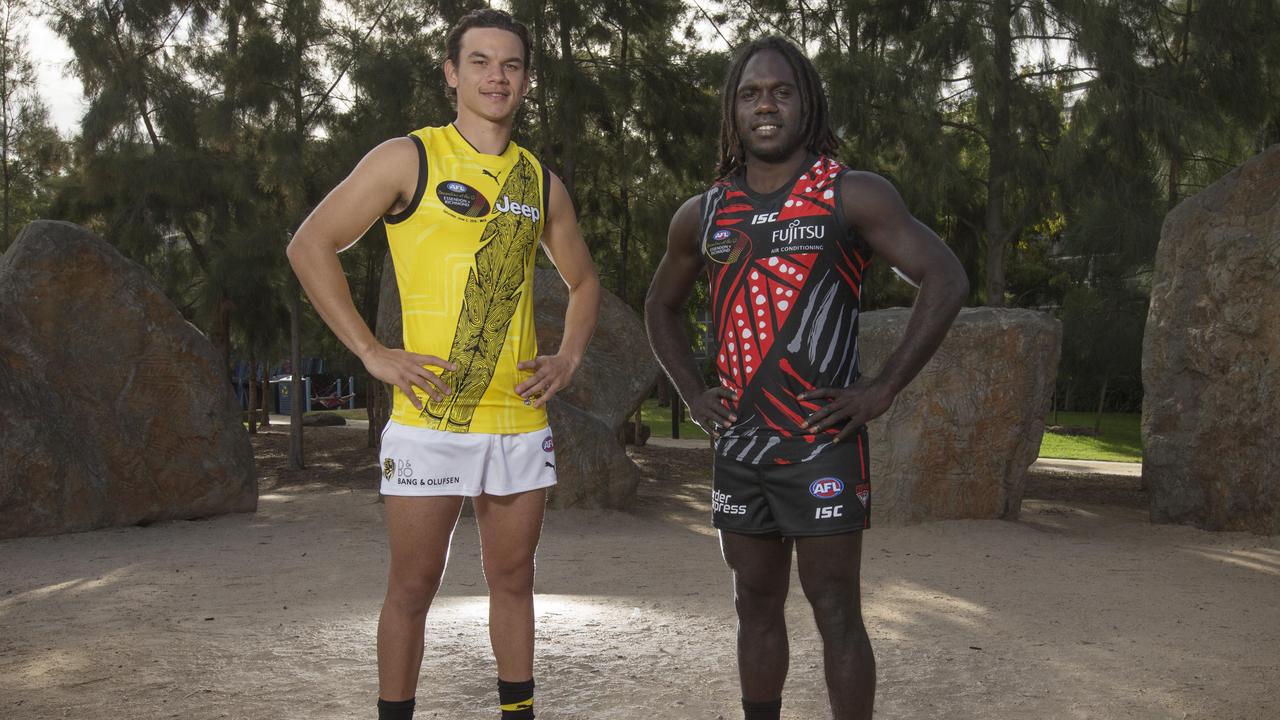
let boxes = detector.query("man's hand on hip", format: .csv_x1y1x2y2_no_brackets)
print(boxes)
799,378,896,442
362,346,456,410
515,353,580,408
688,387,739,439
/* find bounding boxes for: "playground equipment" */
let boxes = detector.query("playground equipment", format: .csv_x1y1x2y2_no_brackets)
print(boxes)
309,378,356,410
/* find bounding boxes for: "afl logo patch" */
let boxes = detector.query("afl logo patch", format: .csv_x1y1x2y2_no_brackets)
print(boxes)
809,477,844,499
542,437,554,453
704,227,752,265
436,180,490,217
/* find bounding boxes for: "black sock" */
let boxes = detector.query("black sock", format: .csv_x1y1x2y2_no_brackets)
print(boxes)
743,697,782,720
498,677,535,719
377,697,415,720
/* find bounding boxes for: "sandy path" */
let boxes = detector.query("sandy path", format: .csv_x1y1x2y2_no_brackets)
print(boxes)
1,429,1277,720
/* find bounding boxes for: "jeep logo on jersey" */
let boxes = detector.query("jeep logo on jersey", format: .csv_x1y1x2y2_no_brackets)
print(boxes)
809,477,845,499
704,227,752,264
494,195,541,222
436,180,490,217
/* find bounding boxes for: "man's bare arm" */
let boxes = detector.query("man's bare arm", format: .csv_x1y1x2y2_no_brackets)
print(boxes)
286,138,455,409
515,171,601,408
801,171,968,439
644,196,738,437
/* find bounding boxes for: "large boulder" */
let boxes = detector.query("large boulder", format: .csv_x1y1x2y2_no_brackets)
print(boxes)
533,269,658,430
860,307,1060,526
373,261,658,509
0,221,256,539
534,269,659,508
1143,146,1280,535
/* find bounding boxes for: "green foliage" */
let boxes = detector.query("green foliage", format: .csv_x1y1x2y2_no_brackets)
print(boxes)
0,0,67,252
1039,411,1143,462
640,396,708,440
32,0,1280,419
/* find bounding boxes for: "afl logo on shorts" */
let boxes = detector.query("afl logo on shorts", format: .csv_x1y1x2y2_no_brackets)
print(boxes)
809,477,844,499
382,458,395,481
542,437,554,453
704,227,751,265
436,180,490,217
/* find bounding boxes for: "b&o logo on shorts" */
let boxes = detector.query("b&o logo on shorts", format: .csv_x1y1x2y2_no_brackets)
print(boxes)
809,477,845,499
436,180,490,217
704,227,751,265
383,458,395,481
542,436,554,453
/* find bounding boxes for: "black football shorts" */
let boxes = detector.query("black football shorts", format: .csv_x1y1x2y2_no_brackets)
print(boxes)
711,430,870,536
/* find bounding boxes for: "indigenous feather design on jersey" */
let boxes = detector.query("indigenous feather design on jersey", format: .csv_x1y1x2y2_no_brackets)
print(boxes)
701,155,872,465
425,154,541,431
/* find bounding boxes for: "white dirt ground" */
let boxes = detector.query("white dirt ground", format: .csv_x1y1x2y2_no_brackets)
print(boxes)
2,427,1278,720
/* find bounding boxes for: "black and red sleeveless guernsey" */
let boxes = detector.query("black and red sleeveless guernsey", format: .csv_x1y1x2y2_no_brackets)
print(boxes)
699,155,871,466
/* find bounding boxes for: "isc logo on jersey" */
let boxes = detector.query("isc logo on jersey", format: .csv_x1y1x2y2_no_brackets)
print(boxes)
494,195,540,222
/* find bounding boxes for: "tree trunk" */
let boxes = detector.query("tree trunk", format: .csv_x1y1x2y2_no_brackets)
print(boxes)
288,281,304,469
555,0,578,198
656,377,671,407
983,0,1014,307
210,295,232,380
1,4,11,249
261,373,270,425
247,356,258,434
1094,375,1109,434
367,376,389,449
616,24,631,305
533,3,551,162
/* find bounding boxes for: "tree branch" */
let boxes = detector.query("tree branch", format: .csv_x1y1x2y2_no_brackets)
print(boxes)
300,0,395,130
940,118,988,143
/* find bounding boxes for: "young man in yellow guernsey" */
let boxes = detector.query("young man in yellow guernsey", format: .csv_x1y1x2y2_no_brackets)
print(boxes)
287,10,600,720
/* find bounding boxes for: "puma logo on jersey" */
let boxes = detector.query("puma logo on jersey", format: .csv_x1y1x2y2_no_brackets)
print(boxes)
494,195,540,222
481,169,500,184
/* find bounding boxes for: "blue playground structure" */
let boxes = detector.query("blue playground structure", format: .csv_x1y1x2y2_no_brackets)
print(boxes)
233,358,357,415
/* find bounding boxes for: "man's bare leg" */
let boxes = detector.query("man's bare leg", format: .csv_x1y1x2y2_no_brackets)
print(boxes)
721,530,795,711
377,495,465,701
796,531,874,720
473,488,547,681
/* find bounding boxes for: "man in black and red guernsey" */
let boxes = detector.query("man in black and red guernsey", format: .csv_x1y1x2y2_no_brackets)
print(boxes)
645,36,968,720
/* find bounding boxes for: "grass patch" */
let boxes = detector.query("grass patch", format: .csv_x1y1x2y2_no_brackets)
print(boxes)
638,398,708,440
1039,411,1142,463
639,398,1142,464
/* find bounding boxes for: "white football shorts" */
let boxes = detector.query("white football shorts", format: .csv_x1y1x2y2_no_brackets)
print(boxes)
378,420,557,497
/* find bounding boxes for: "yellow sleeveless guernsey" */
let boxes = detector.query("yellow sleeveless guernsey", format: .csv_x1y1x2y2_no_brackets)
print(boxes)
383,124,549,434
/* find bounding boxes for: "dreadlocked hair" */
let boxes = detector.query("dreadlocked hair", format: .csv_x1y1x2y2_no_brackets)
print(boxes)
715,36,839,179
